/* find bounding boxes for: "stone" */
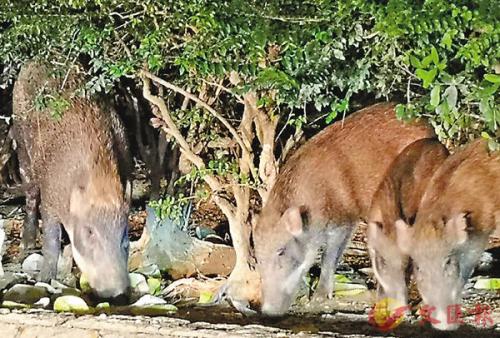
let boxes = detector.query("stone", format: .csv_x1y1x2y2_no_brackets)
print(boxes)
80,274,91,294
33,297,50,309
132,295,167,307
134,264,161,278
3,284,49,304
358,268,374,276
50,279,81,297
34,282,57,294
130,273,149,295
0,272,27,291
22,254,44,275
53,295,91,314
147,278,161,295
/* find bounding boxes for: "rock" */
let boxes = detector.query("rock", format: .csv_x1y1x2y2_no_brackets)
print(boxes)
53,295,91,314
473,278,500,290
50,279,81,297
198,290,214,304
130,273,149,295
34,282,57,294
129,295,177,316
96,302,110,312
22,253,44,275
0,272,27,291
134,264,161,278
1,300,29,309
147,278,161,295
3,284,49,304
358,268,374,276
132,294,167,306
334,283,368,297
33,297,50,309
80,274,91,294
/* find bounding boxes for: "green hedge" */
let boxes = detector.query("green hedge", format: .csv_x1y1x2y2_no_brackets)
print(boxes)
0,0,498,147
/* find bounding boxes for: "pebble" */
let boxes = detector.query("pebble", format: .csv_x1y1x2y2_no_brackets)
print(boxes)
33,297,51,309
21,253,44,275
130,272,150,295
34,282,57,294
53,295,91,314
132,294,167,306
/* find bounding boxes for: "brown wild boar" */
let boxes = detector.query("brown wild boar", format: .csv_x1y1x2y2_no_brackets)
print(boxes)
395,138,500,330
253,102,435,316
367,138,449,314
12,61,131,300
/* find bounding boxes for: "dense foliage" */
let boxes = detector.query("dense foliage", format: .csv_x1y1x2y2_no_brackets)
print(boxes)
0,0,498,146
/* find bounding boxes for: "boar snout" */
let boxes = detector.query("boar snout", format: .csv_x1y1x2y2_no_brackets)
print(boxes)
90,267,130,300
70,209,131,302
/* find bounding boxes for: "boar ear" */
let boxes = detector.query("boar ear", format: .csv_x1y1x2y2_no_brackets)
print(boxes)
446,212,472,245
282,206,308,237
395,219,414,254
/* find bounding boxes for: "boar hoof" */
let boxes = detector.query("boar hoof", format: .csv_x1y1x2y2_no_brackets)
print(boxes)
311,287,333,304
210,282,258,316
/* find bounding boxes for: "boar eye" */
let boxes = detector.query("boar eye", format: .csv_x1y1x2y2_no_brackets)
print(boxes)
277,247,286,256
444,256,456,269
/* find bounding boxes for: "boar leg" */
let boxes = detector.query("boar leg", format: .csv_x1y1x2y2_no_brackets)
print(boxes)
38,213,62,282
21,184,40,255
313,225,353,301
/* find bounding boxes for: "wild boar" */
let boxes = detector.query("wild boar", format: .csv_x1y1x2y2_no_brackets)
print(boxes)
253,102,435,316
367,138,449,314
12,61,131,300
395,138,500,330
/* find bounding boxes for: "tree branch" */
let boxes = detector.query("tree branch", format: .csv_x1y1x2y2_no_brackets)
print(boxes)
141,70,250,155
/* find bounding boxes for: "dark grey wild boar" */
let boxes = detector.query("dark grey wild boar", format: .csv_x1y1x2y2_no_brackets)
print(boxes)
367,138,449,314
395,138,500,330
252,102,435,316
12,61,131,300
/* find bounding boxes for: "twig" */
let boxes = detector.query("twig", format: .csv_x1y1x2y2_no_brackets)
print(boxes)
201,79,244,104
141,70,250,155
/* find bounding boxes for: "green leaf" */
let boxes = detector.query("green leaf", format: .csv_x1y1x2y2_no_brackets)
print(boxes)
430,46,439,65
443,85,458,109
441,32,453,49
484,74,500,83
430,85,441,107
409,55,422,68
416,68,437,88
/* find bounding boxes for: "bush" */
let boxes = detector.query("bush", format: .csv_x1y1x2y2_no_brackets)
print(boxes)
0,0,498,148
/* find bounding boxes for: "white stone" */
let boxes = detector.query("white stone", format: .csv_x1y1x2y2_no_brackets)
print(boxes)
132,294,167,306
33,297,50,309
129,272,149,295
22,253,44,274
34,282,57,294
